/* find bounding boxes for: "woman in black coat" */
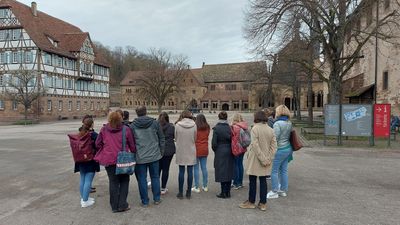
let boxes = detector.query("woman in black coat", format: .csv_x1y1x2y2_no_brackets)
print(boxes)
158,112,176,195
212,111,233,199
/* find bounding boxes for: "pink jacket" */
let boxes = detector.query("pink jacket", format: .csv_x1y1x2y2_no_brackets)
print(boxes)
95,124,136,166
231,121,248,156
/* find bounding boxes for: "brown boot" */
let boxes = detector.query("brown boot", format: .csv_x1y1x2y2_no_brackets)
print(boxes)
257,203,267,211
239,200,256,209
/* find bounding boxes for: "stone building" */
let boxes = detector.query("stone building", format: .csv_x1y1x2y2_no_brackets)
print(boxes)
0,0,110,122
120,69,206,111
121,60,324,112
342,0,400,113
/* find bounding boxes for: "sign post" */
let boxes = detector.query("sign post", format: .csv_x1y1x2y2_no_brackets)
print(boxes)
373,104,391,146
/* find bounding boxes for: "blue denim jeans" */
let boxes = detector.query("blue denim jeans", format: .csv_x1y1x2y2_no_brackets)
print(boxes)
233,153,244,186
178,165,193,194
271,148,292,192
135,161,161,205
193,157,208,188
79,171,95,201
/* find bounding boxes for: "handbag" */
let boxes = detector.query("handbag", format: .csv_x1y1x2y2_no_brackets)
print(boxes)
290,129,303,151
115,126,136,175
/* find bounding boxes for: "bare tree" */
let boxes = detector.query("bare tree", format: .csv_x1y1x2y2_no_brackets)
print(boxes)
244,0,400,104
136,49,190,113
2,69,45,121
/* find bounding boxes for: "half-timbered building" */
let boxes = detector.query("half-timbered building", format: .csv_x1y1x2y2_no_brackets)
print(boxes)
0,1,110,121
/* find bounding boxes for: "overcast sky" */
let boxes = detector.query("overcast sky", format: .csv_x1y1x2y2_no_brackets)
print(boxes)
19,0,253,68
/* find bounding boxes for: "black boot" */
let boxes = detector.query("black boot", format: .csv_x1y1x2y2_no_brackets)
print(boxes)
186,190,191,199
216,192,227,199
176,192,183,199
226,191,231,198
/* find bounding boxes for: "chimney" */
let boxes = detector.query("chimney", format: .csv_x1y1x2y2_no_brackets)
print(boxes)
202,62,205,68
31,2,37,17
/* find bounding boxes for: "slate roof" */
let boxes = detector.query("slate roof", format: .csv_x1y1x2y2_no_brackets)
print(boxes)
0,0,109,67
200,62,263,83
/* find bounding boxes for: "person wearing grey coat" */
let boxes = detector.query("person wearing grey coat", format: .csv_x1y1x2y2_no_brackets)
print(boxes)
175,110,197,199
212,111,233,199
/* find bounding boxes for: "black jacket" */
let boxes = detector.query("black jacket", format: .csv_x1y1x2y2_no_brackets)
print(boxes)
212,122,233,182
162,123,176,157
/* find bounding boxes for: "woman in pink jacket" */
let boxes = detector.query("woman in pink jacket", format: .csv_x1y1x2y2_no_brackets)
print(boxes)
95,111,136,213
231,113,249,189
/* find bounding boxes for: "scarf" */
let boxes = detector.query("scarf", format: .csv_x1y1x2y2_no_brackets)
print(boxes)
276,116,289,122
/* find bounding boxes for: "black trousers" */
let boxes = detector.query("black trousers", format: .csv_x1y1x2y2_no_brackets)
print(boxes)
159,155,174,189
220,181,231,194
105,165,130,211
248,175,267,204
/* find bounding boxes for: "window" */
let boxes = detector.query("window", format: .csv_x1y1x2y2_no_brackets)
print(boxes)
67,80,73,89
12,52,19,63
44,53,51,65
47,100,52,111
0,75,3,86
243,84,249,90
0,53,5,64
192,90,196,94
212,103,218,109
12,101,17,110
12,29,21,40
90,102,94,110
83,101,87,111
210,85,215,91
58,100,63,111
385,0,390,9
0,9,9,18
366,6,373,26
57,57,62,67
25,51,32,63
68,101,72,111
76,101,81,111
0,30,6,40
0,99,4,110
96,102,100,110
383,71,389,90
203,103,209,109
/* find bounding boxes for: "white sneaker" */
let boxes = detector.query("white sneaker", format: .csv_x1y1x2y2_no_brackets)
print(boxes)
147,181,151,189
161,188,168,195
278,191,287,197
81,200,94,208
191,187,201,193
202,186,208,192
267,191,279,199
80,197,95,205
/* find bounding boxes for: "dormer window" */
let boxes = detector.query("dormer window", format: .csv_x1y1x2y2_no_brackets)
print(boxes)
47,36,58,47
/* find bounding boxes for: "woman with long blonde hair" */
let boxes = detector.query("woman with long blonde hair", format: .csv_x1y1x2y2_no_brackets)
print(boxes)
267,105,293,199
230,113,248,189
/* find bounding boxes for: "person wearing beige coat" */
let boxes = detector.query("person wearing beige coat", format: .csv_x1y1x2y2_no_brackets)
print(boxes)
240,111,277,211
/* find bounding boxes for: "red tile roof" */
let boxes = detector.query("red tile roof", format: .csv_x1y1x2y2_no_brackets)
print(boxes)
0,0,109,67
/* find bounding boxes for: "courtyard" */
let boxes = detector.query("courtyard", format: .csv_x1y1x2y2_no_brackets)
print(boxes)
0,112,399,225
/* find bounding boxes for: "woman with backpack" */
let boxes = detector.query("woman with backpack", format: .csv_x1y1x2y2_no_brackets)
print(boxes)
94,111,136,213
239,111,277,211
73,116,99,208
231,113,249,190
158,112,175,195
175,110,197,199
192,113,210,193
212,111,234,199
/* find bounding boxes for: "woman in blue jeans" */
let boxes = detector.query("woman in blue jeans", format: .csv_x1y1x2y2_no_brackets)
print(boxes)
74,116,100,208
267,105,293,199
175,110,197,199
192,114,210,193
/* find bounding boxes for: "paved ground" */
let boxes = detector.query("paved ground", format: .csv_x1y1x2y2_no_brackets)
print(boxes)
0,112,400,225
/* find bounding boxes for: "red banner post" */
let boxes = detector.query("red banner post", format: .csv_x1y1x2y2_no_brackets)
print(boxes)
373,104,391,138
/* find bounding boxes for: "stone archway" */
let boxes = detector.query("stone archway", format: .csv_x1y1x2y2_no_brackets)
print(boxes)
221,103,229,111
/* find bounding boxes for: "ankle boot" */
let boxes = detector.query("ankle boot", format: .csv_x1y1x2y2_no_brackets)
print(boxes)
226,191,231,198
216,192,227,199
186,190,191,199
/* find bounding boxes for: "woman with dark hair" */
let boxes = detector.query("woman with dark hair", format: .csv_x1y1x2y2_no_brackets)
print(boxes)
175,110,197,199
95,111,136,213
239,111,277,211
212,111,233,198
158,112,175,195
192,113,210,193
74,116,100,208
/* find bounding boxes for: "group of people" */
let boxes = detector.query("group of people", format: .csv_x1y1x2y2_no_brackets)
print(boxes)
72,104,295,213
